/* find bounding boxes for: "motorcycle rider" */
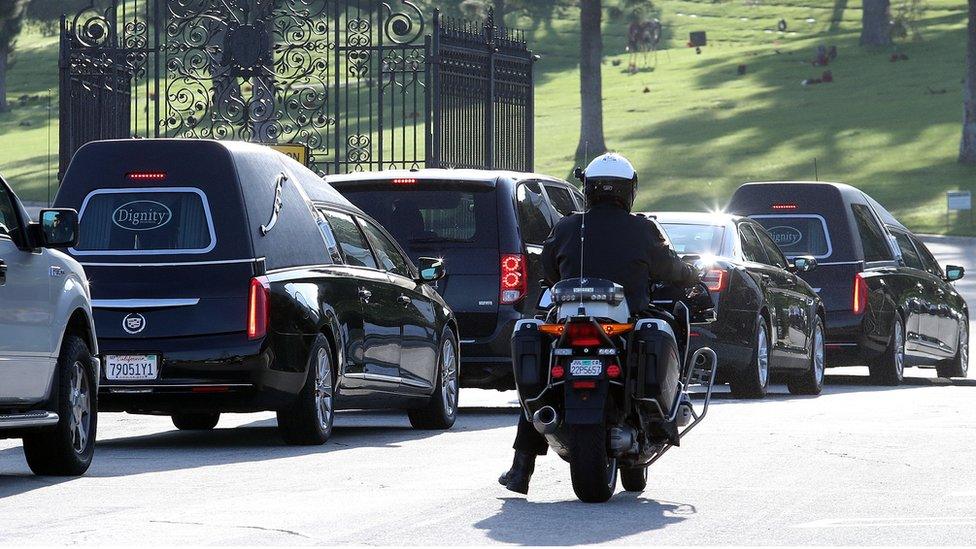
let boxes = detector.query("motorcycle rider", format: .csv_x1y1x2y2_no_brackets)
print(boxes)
499,152,700,495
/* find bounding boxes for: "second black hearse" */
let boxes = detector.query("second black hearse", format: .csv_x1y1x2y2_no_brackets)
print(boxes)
55,139,460,444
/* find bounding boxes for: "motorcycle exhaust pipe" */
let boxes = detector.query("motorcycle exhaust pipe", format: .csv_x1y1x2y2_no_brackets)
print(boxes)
532,406,559,435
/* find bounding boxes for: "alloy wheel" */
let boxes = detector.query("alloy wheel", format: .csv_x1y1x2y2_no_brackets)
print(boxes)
960,322,969,376
893,321,905,379
69,361,91,454
314,348,334,430
813,323,826,387
757,327,769,387
440,338,459,416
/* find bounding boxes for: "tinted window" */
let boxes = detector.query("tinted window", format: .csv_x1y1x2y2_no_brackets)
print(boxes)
661,223,725,255
0,185,19,238
910,234,943,277
739,224,768,264
753,225,789,268
892,231,923,270
851,204,893,262
517,181,554,245
74,188,214,254
545,184,578,218
338,182,497,250
360,218,412,277
324,211,377,269
314,208,344,263
752,215,831,258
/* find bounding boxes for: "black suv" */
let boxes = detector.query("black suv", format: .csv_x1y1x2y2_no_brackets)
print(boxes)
54,139,460,444
729,182,968,384
329,169,584,389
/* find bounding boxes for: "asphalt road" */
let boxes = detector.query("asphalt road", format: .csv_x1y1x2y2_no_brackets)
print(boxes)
0,237,974,545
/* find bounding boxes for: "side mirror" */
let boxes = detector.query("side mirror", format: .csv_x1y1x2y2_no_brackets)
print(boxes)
946,265,965,282
537,288,554,311
790,256,817,273
37,209,79,248
573,166,585,182
417,257,445,282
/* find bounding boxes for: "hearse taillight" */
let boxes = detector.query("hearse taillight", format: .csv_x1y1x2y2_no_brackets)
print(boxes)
248,276,271,340
771,203,797,210
500,253,527,304
853,273,868,315
391,178,417,185
127,171,167,181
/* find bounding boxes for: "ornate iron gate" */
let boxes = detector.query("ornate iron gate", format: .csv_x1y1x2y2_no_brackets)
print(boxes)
59,2,534,177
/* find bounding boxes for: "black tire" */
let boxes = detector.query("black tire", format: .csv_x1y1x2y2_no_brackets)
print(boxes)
277,335,335,445
730,317,770,399
569,424,617,503
23,335,97,476
788,316,826,396
937,318,969,379
409,331,459,430
172,413,220,430
620,466,648,492
870,316,905,386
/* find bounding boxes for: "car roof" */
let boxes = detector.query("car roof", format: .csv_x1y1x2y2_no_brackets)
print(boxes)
325,168,571,188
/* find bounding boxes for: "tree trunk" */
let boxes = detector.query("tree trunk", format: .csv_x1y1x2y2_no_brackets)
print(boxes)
0,47,8,114
493,0,505,21
575,0,607,161
859,0,892,46
961,0,976,164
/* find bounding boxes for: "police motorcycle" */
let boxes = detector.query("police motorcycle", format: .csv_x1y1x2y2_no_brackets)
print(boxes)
510,277,718,503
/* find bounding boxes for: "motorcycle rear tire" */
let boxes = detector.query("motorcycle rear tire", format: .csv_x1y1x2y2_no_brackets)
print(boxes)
569,424,617,503
620,466,648,492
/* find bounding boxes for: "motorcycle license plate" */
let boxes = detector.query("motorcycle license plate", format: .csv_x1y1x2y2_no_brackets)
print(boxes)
569,359,603,377
105,354,159,381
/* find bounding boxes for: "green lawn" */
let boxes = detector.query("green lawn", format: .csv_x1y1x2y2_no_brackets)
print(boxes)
1,1,974,235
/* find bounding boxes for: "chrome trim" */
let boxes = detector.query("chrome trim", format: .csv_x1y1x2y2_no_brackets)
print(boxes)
81,257,263,267
459,339,476,344
399,377,433,389
71,187,217,256
102,383,253,389
93,298,200,309
0,411,59,429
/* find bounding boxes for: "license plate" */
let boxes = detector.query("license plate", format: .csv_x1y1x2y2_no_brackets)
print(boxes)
105,354,159,381
569,359,603,377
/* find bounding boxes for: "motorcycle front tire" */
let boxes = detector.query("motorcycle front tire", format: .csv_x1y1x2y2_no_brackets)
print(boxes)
569,424,617,503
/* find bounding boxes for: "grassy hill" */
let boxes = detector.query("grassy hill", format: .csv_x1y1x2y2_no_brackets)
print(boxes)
1,1,974,235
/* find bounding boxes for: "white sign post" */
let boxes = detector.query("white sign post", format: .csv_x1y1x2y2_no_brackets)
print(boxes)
947,190,972,230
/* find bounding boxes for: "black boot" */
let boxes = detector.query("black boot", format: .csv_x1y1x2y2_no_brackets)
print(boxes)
498,451,536,495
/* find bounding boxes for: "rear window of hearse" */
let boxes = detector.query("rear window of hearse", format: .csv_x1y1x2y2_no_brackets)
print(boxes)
751,215,832,258
73,188,216,255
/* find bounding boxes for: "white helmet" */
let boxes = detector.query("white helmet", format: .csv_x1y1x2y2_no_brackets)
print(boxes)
581,153,638,211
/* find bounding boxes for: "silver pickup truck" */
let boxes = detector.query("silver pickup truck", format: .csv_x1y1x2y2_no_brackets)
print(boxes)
0,175,99,476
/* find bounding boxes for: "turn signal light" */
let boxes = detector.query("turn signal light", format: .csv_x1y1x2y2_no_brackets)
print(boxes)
853,273,868,315
500,254,527,304
539,323,634,341
248,276,271,340
702,269,728,292
551,365,565,379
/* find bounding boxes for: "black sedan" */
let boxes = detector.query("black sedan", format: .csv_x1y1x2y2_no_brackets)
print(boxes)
54,139,460,444
647,212,826,398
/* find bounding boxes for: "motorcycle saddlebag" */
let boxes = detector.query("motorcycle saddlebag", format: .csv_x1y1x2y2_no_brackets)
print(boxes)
511,320,547,397
630,320,681,417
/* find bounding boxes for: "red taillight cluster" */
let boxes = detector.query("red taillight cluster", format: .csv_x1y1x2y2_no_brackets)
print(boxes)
127,171,166,181
702,269,728,292
551,365,565,379
772,203,798,210
852,273,868,315
565,323,603,347
248,276,271,340
500,254,527,304
606,364,622,379
391,178,417,185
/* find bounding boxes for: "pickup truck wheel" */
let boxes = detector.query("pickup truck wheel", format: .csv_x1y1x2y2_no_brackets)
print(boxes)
937,319,969,378
408,331,459,430
172,413,220,430
730,317,769,399
788,317,825,396
277,336,335,445
870,317,905,386
23,336,97,476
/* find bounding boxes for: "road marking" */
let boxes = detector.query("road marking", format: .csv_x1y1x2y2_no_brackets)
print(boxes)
796,517,976,528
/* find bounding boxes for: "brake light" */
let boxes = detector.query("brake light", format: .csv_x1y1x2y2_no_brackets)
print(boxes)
572,380,597,389
772,203,798,210
539,323,633,338
392,178,417,185
606,364,621,378
248,276,271,340
500,254,527,304
127,171,166,181
551,365,565,379
565,323,603,347
853,273,868,315
702,269,728,292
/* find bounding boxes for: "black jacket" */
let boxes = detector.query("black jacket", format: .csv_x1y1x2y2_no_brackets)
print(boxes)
540,204,698,313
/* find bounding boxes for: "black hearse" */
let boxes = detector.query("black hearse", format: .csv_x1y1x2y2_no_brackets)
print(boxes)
729,182,968,384
55,139,460,444
328,169,585,390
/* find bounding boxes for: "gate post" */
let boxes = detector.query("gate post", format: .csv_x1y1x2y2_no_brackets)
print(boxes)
429,10,442,169
485,8,496,170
